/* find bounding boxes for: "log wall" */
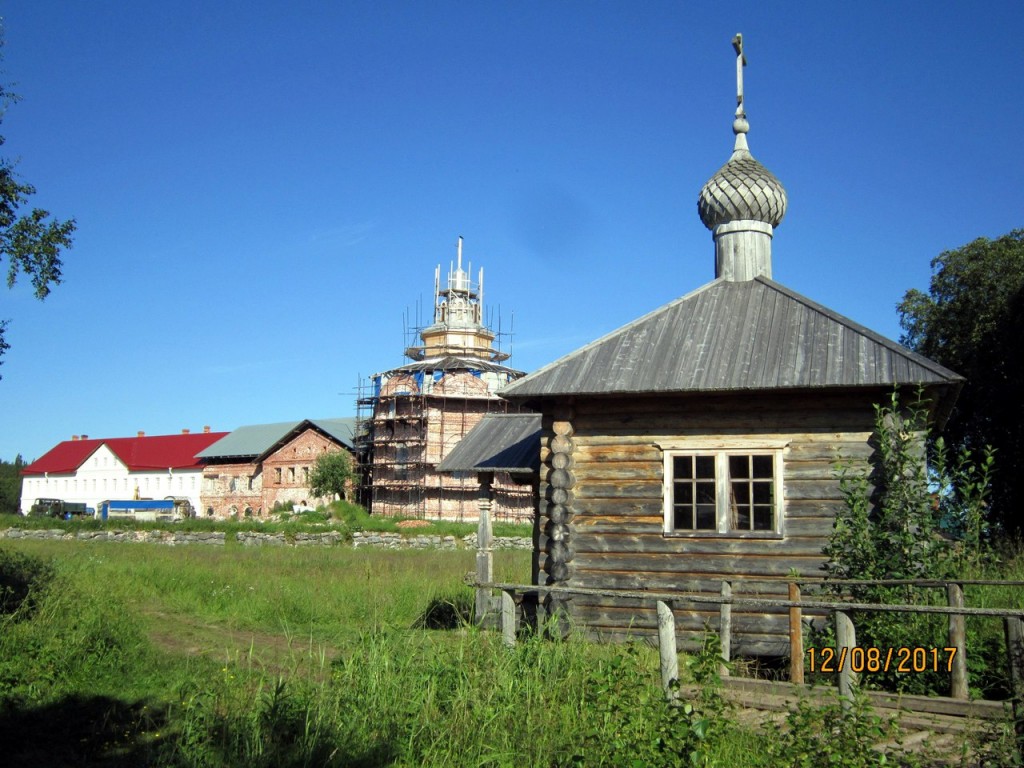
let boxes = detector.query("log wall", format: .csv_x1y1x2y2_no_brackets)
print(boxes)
535,391,882,656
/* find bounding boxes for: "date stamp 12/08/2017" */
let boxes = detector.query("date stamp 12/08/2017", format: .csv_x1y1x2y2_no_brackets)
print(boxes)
807,647,958,674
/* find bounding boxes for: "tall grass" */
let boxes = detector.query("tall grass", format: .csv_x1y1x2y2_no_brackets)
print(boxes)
1,539,1019,766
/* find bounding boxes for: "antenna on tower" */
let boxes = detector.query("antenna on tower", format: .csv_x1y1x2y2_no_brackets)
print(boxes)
456,235,463,271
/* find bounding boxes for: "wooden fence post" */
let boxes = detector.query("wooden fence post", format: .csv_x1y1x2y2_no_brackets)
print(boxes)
1005,616,1024,742
836,610,857,707
500,590,516,648
656,601,679,697
719,581,732,677
947,582,968,699
474,472,494,625
789,582,804,685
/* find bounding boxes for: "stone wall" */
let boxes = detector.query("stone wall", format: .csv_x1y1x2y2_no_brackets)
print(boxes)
1,528,226,545
0,527,531,550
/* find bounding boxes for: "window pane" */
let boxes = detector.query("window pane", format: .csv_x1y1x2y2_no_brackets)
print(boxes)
735,508,751,530
753,481,772,504
695,504,717,529
674,506,693,529
753,505,773,530
696,481,716,504
675,482,693,505
752,454,773,478
674,456,693,479
731,482,750,505
695,455,715,479
729,455,749,479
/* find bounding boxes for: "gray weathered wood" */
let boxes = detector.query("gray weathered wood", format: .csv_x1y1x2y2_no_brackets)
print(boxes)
474,472,494,624
1005,616,1024,739
836,610,857,707
657,601,679,696
947,583,968,700
501,590,516,648
719,581,732,676
789,582,804,685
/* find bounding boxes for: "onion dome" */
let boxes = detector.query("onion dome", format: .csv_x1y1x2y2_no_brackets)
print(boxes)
697,139,787,231
697,33,787,232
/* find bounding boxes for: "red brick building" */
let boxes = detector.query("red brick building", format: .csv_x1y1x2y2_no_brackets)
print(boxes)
197,419,354,518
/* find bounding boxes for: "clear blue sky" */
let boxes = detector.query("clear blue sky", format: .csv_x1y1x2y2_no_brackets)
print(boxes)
1,1,1021,462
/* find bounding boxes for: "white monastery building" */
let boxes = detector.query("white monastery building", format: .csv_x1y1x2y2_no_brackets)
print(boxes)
20,429,228,515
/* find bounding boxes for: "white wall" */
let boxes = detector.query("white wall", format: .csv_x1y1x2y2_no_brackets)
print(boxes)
20,443,204,516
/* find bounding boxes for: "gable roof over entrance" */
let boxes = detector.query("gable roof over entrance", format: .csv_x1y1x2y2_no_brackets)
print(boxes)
502,276,962,400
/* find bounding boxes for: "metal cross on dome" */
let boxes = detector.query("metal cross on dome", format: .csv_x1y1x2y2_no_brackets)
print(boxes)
733,33,747,122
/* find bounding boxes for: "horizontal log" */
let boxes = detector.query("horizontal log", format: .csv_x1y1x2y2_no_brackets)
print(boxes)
571,535,828,558
571,481,663,500
570,394,883,418
784,479,845,501
571,412,877,435
570,553,828,577
786,499,848,516
564,571,796,595
573,625,791,657
573,463,662,482
571,515,833,539
784,460,846,480
570,498,840,522
573,499,664,517
570,602,792,631
574,445,663,462
787,440,874,461
568,428,875,447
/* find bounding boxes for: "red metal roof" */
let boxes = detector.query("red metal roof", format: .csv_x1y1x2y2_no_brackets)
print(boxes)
23,432,229,475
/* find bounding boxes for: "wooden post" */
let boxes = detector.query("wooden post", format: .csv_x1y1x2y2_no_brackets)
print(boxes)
474,472,494,625
947,582,968,699
789,582,804,685
500,590,516,648
719,581,732,677
656,601,679,697
836,610,857,707
1005,616,1024,742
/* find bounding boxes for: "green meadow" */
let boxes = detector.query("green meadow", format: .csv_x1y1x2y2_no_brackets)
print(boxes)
1,536,1020,766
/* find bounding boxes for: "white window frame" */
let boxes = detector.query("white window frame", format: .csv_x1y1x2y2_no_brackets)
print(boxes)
662,448,785,538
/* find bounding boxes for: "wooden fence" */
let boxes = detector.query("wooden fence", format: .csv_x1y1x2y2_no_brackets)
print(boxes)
473,577,1024,719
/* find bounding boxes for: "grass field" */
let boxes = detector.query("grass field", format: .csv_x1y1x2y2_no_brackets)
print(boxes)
1,539,1020,767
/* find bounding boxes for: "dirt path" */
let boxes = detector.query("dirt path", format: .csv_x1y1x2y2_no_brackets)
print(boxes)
143,609,340,678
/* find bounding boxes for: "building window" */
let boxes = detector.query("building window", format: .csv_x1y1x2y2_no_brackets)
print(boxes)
275,467,282,484
288,467,296,483
663,451,783,536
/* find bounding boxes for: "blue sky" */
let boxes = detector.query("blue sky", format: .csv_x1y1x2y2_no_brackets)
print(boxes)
1,0,1021,462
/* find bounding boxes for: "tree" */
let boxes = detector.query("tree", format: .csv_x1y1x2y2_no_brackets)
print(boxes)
0,454,26,515
308,450,355,502
822,392,993,695
0,53,76,377
898,229,1024,535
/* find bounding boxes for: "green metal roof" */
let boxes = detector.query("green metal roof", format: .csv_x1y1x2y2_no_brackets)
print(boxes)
196,418,355,460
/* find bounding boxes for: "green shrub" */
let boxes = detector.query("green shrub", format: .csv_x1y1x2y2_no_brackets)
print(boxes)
0,547,54,616
763,690,926,767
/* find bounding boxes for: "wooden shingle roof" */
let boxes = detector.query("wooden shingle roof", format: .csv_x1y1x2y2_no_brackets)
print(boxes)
437,413,541,474
502,277,962,399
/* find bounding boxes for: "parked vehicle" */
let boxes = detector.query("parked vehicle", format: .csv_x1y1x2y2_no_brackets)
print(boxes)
27,498,93,519
97,499,178,522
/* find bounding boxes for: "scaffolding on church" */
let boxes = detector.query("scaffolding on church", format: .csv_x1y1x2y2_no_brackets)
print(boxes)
354,238,533,523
